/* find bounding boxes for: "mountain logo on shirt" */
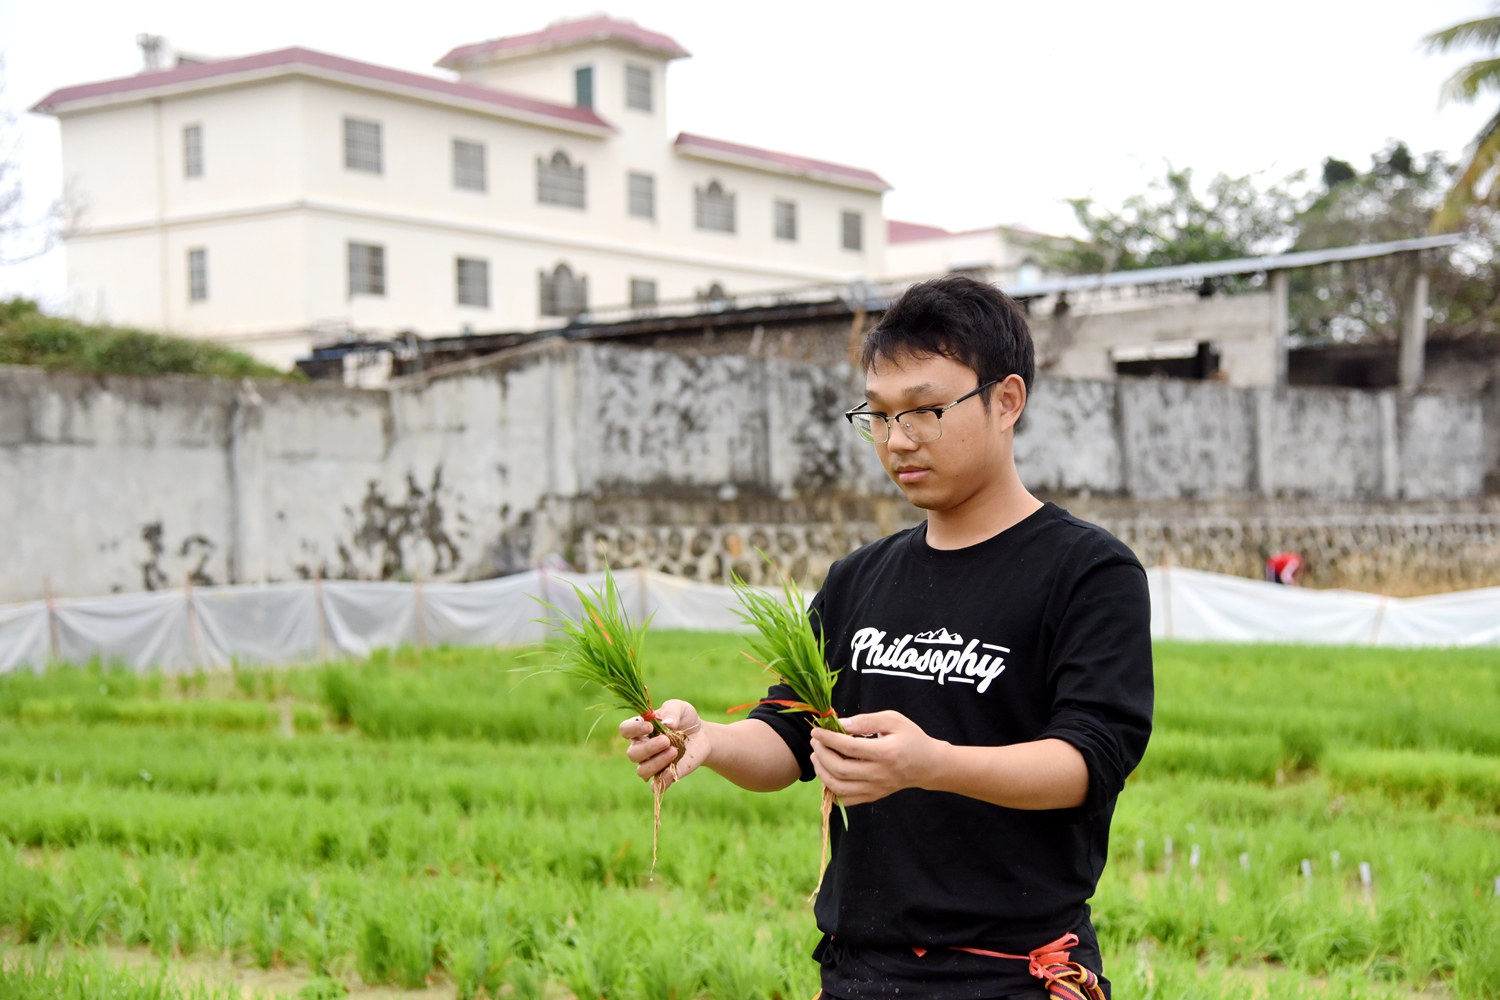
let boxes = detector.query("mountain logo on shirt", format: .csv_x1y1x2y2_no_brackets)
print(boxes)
848,627,1009,693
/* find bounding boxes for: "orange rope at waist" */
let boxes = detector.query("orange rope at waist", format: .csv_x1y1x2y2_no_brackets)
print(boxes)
913,932,1107,1000
809,933,1106,1000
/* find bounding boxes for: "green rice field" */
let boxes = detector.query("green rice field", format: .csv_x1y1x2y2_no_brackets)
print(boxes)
1,636,1498,999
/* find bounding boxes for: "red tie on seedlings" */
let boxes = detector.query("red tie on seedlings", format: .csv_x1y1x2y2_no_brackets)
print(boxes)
538,569,687,875
728,560,846,896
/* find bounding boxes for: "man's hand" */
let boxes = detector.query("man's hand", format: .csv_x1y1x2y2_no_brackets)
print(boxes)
810,712,1091,810
809,710,946,806
620,699,710,791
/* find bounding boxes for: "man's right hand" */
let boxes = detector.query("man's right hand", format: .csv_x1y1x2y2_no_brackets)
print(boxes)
621,699,710,790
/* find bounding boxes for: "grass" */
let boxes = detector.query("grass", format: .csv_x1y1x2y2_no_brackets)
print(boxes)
0,299,288,378
0,638,1496,999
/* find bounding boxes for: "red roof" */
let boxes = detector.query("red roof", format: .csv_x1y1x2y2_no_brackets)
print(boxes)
437,16,690,69
888,220,952,243
674,132,890,193
31,47,611,132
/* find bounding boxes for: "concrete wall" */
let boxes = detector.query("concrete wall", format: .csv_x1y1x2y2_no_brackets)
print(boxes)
0,342,1491,602
1030,291,1279,387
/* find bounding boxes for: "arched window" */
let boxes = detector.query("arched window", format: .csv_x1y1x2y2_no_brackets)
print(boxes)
540,263,588,317
538,150,586,208
695,180,735,233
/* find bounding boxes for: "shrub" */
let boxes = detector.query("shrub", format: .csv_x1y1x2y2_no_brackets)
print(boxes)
0,298,288,378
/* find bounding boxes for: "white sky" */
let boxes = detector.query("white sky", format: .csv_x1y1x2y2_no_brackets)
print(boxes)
1,0,1495,308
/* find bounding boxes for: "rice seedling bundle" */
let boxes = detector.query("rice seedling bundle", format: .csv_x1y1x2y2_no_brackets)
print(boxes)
542,570,687,870
730,569,846,890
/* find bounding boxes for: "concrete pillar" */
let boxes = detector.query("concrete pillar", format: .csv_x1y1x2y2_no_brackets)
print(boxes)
1269,270,1289,387
1378,391,1401,499
1251,388,1276,497
1399,269,1429,395
226,380,268,584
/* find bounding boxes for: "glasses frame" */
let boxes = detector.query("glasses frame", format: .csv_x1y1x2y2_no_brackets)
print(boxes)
843,378,1000,444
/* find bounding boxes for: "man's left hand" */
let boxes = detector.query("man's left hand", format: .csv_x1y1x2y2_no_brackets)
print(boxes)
809,711,947,806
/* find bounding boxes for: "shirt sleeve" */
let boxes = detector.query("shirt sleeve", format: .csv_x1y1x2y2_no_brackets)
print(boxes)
1037,553,1154,818
744,588,827,783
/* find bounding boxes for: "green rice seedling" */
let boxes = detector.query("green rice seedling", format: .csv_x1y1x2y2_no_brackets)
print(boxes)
540,569,687,870
730,563,846,888
0,950,240,999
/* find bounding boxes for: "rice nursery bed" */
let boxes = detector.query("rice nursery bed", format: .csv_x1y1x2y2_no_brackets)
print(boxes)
0,636,1497,1000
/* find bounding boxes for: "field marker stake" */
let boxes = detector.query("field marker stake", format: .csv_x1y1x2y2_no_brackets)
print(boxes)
1493,875,1499,898
313,571,329,661
637,565,649,624
1190,845,1201,870
1239,852,1250,870
185,580,204,671
1301,859,1313,881
1160,559,1173,639
44,576,61,663
1368,594,1389,646
414,575,428,649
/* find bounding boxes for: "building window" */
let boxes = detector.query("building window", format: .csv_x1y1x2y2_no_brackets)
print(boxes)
695,181,735,233
540,263,587,317
187,248,208,302
183,125,203,178
453,139,486,191
775,199,797,241
628,172,655,219
630,278,657,307
457,257,489,307
842,210,864,251
538,151,586,208
625,65,652,111
344,117,382,174
348,242,385,296
574,66,594,108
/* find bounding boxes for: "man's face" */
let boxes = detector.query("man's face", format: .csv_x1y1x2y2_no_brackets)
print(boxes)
862,351,1023,511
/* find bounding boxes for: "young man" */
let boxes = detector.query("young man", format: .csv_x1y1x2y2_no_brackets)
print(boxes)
621,276,1153,1000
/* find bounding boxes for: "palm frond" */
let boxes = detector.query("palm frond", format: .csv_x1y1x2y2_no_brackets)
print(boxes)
1424,14,1500,55
1434,109,1500,231
1439,56,1500,105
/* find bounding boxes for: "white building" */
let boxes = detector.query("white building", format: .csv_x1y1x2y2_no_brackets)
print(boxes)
35,17,890,368
885,220,1059,285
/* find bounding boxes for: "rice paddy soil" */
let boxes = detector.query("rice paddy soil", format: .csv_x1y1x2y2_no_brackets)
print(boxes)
1,636,1497,1000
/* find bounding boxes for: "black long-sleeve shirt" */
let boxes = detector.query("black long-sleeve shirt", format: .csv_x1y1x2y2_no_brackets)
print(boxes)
748,503,1153,1000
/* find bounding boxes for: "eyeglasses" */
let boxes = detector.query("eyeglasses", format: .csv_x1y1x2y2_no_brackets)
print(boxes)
844,379,999,444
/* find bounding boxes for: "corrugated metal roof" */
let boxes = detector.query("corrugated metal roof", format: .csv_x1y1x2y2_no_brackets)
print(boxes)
1002,234,1464,298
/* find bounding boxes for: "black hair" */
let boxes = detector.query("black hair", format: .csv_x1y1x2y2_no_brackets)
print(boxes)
860,275,1035,400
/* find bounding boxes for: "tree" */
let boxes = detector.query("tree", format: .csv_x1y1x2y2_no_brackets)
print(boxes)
0,62,69,265
1424,9,1500,231
1047,143,1500,344
1047,165,1301,274
1290,142,1456,342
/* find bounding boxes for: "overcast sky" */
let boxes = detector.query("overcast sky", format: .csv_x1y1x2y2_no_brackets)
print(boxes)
2,0,1495,308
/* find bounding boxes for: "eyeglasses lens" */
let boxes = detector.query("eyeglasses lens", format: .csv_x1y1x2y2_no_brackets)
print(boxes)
852,411,942,444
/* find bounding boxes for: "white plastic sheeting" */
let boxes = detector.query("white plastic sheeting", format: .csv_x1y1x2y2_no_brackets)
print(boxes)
1,567,1497,674
1147,566,1500,647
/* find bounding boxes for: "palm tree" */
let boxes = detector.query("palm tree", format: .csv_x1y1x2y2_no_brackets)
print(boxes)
1426,8,1500,230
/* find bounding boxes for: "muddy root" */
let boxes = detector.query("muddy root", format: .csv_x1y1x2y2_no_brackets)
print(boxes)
648,727,688,878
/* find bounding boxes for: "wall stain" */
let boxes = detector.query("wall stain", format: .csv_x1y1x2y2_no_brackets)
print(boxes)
141,522,169,591
179,535,216,587
349,466,462,580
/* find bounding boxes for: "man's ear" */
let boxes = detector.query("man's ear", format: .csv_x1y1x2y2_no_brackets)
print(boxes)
993,374,1027,433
